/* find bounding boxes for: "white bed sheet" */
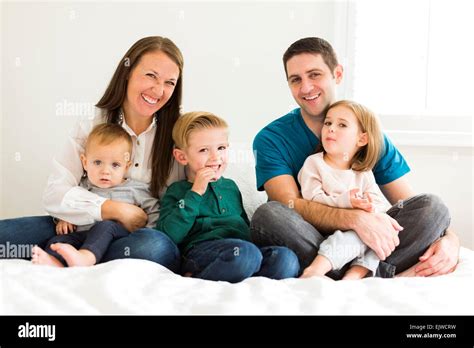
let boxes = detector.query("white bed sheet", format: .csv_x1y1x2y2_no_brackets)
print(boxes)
1,247,472,315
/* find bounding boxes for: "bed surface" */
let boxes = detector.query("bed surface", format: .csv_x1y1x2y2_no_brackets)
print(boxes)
1,247,472,315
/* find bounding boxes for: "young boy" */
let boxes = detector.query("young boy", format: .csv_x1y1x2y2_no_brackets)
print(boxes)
32,123,159,267
156,111,299,283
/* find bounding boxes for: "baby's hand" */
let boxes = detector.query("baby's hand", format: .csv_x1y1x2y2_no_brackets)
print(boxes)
56,219,76,235
191,167,217,196
349,189,374,213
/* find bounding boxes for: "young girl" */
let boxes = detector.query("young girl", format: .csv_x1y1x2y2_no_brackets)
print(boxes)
298,100,392,280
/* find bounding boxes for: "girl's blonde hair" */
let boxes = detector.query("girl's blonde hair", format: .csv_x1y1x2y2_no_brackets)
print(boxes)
172,111,228,149
318,100,383,172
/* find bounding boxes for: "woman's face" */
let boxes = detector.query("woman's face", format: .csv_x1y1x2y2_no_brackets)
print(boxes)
123,50,180,121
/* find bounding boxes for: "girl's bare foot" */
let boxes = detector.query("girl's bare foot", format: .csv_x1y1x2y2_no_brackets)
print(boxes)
50,243,96,267
342,265,369,280
395,264,418,277
300,255,333,279
31,245,64,267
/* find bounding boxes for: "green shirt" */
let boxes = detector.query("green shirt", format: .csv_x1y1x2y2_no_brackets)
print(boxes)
156,177,250,253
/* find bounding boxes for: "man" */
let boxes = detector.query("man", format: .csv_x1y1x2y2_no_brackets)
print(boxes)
251,37,459,278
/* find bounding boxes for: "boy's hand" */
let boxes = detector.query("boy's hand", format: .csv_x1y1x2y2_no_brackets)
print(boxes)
350,188,374,213
191,167,217,195
56,220,76,235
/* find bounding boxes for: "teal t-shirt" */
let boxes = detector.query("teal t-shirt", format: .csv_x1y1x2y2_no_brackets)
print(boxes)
253,108,410,191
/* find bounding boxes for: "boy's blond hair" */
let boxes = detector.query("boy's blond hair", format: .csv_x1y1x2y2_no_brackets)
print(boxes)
86,123,133,153
317,100,383,172
172,111,228,149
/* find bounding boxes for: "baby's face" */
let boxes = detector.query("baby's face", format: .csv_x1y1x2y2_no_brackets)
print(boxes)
183,127,229,182
82,139,131,188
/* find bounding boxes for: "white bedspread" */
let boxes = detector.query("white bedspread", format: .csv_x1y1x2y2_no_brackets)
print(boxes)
1,247,472,315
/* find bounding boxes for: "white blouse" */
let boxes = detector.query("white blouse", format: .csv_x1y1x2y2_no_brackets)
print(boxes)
42,112,185,225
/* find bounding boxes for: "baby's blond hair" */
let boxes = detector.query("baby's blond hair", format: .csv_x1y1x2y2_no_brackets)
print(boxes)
86,123,133,154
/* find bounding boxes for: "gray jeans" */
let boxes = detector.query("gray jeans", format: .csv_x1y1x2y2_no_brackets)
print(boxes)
250,194,450,279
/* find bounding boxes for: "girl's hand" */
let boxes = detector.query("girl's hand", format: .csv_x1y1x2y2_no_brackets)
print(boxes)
191,167,216,196
56,220,76,235
350,188,374,213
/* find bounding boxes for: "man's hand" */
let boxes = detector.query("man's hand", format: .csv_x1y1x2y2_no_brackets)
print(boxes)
56,220,76,235
191,167,216,196
350,188,374,213
353,211,403,260
414,231,460,276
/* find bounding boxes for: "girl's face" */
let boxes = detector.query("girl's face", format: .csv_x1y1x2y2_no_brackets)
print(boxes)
321,105,367,161
123,50,180,122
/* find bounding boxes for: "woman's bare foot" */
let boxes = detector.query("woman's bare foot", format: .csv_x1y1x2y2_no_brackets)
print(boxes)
342,265,369,280
50,243,96,267
31,245,64,267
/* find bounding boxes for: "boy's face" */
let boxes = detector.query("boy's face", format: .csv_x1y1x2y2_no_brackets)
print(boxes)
174,127,229,182
286,53,343,120
81,139,132,188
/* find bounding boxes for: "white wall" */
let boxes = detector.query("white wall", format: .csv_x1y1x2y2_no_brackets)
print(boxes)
1,1,472,248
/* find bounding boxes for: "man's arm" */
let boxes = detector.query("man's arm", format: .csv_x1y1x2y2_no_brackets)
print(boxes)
379,175,416,205
264,174,402,260
381,174,460,276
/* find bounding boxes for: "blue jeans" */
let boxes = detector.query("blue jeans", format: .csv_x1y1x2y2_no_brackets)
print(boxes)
182,238,300,283
44,220,130,266
0,216,181,273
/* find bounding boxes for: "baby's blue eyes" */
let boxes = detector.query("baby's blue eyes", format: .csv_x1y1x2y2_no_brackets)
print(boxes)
92,160,121,168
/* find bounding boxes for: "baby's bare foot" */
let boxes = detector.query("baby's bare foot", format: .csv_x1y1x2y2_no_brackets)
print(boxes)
50,243,96,267
31,245,64,267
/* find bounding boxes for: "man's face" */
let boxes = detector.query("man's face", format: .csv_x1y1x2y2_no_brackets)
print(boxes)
286,53,343,119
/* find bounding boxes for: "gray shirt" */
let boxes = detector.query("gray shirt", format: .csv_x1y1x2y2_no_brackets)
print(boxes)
76,177,159,231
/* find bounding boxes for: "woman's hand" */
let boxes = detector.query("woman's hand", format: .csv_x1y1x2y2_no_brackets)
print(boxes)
101,200,147,232
56,219,76,235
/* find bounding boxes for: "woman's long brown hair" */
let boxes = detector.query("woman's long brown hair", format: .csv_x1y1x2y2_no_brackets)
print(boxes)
96,36,184,197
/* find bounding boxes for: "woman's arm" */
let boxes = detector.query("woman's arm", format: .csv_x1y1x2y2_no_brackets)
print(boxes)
43,116,142,227
43,117,100,225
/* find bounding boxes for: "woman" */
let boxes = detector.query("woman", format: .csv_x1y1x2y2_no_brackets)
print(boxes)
0,36,185,272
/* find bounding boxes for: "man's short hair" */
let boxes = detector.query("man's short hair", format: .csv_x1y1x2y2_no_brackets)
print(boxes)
283,37,339,77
